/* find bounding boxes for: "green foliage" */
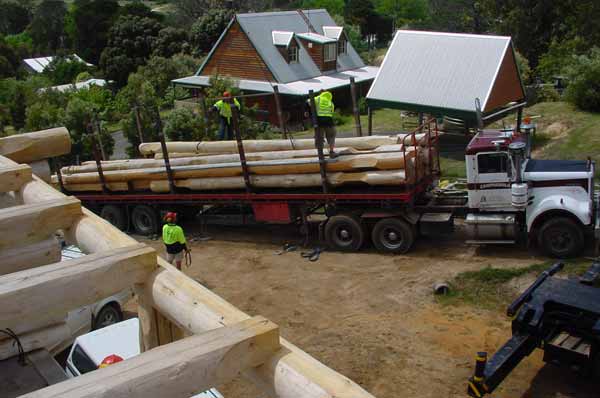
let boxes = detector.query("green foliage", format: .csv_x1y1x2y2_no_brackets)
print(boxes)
301,0,345,16
29,0,67,53
99,16,164,87
375,0,428,29
0,1,31,35
536,37,587,82
190,9,233,55
63,97,114,162
564,48,600,112
332,15,367,55
11,84,27,130
344,0,376,32
25,99,64,131
514,51,531,84
66,0,120,63
424,0,493,33
120,1,161,20
152,27,191,58
536,85,560,103
0,35,19,78
163,107,207,141
44,55,91,85
5,32,34,60
75,71,92,83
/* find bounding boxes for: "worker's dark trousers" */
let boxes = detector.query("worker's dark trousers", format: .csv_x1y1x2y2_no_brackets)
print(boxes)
218,119,234,140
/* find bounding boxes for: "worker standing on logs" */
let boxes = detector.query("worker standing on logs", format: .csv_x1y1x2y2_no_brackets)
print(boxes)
162,212,189,270
306,90,337,158
212,91,241,140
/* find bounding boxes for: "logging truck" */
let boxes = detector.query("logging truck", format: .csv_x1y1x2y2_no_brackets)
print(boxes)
61,124,598,259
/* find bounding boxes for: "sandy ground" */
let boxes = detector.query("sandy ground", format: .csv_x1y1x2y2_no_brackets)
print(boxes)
137,223,599,398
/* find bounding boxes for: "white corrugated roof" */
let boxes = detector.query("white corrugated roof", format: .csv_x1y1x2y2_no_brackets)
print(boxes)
40,78,108,93
23,54,93,73
296,32,336,44
272,31,295,47
173,66,378,96
367,30,515,116
323,26,344,40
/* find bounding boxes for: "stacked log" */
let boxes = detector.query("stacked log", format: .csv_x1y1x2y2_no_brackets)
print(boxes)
57,135,434,192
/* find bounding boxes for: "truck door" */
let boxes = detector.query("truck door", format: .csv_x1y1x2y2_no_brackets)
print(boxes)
468,151,512,209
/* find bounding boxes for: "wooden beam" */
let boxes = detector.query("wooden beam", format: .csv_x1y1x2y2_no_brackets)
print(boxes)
0,164,32,192
1,236,61,275
22,316,280,398
0,323,70,361
133,283,159,352
0,197,81,250
0,127,71,163
148,259,377,398
0,244,156,331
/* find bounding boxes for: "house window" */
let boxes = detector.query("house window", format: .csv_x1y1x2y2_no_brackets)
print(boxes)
324,43,337,62
288,46,299,63
337,39,347,55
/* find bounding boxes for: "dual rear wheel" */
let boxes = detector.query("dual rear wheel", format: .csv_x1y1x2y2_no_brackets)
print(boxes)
324,215,415,254
99,205,158,235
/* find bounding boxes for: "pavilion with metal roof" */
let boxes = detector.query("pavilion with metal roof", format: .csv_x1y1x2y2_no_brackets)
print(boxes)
366,30,526,125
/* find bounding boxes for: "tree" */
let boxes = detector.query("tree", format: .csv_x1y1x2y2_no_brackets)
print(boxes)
5,32,34,60
536,37,587,82
11,84,27,130
134,56,196,98
344,0,376,34
0,1,31,35
99,16,164,87
163,107,205,141
564,47,600,112
425,0,493,33
65,0,120,64
375,0,428,31
190,9,233,55
44,55,91,85
170,0,220,26
29,0,68,53
120,1,161,20
514,51,531,84
301,0,345,16
153,27,191,58
0,36,19,78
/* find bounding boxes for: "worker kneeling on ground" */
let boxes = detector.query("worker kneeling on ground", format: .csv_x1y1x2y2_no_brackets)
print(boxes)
162,212,189,270
212,91,241,140
306,90,337,158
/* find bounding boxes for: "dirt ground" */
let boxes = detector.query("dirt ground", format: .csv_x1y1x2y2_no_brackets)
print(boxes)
138,223,599,398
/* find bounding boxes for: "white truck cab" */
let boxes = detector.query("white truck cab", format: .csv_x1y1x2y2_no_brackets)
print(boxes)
65,318,223,398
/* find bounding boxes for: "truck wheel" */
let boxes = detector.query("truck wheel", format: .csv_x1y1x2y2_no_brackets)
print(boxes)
372,218,415,254
131,205,158,235
538,217,584,258
93,304,122,330
100,205,126,231
325,215,364,251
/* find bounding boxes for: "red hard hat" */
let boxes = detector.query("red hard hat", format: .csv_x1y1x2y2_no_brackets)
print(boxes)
164,212,177,222
99,354,124,368
223,91,231,97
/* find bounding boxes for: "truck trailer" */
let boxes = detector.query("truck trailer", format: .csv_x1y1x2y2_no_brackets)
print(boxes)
60,122,599,259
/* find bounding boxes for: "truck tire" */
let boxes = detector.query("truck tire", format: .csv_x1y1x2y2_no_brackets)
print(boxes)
325,215,364,251
371,218,415,254
131,205,158,235
93,303,122,330
100,205,126,231
537,217,584,258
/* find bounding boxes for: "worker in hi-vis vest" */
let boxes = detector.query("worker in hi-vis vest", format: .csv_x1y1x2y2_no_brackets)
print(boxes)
305,90,337,158
211,91,241,140
162,212,189,270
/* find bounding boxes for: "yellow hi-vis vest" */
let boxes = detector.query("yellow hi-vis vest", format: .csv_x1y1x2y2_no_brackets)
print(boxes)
162,223,186,245
214,98,241,124
315,92,334,118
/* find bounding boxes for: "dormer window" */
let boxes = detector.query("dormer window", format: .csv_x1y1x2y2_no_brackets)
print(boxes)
338,39,347,55
324,43,337,62
288,46,299,63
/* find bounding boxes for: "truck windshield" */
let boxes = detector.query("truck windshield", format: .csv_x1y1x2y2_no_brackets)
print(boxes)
71,345,97,374
478,153,509,174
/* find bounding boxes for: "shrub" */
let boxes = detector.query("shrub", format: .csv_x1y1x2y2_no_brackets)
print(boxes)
536,85,561,103
163,107,207,141
564,47,600,112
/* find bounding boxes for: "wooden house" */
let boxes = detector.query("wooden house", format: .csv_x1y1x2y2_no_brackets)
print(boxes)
173,9,378,127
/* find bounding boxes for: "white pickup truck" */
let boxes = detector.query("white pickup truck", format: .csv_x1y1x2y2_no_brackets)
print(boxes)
65,318,223,398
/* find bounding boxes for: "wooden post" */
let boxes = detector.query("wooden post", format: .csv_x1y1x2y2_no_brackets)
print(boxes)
273,85,287,138
198,91,210,138
133,283,159,352
349,77,362,137
516,106,523,133
230,102,252,193
155,107,176,194
368,107,373,136
308,90,329,194
90,134,108,194
134,106,144,144
93,114,106,161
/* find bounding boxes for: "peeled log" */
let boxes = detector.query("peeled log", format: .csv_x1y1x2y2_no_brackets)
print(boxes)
1,236,61,275
55,151,415,185
150,169,409,192
0,323,70,361
0,127,71,163
139,135,418,156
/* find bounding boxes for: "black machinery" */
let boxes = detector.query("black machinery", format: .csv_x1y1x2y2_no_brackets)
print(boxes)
467,262,600,397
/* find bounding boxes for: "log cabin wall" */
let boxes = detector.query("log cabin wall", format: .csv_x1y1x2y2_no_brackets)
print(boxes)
299,39,324,70
202,21,276,82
